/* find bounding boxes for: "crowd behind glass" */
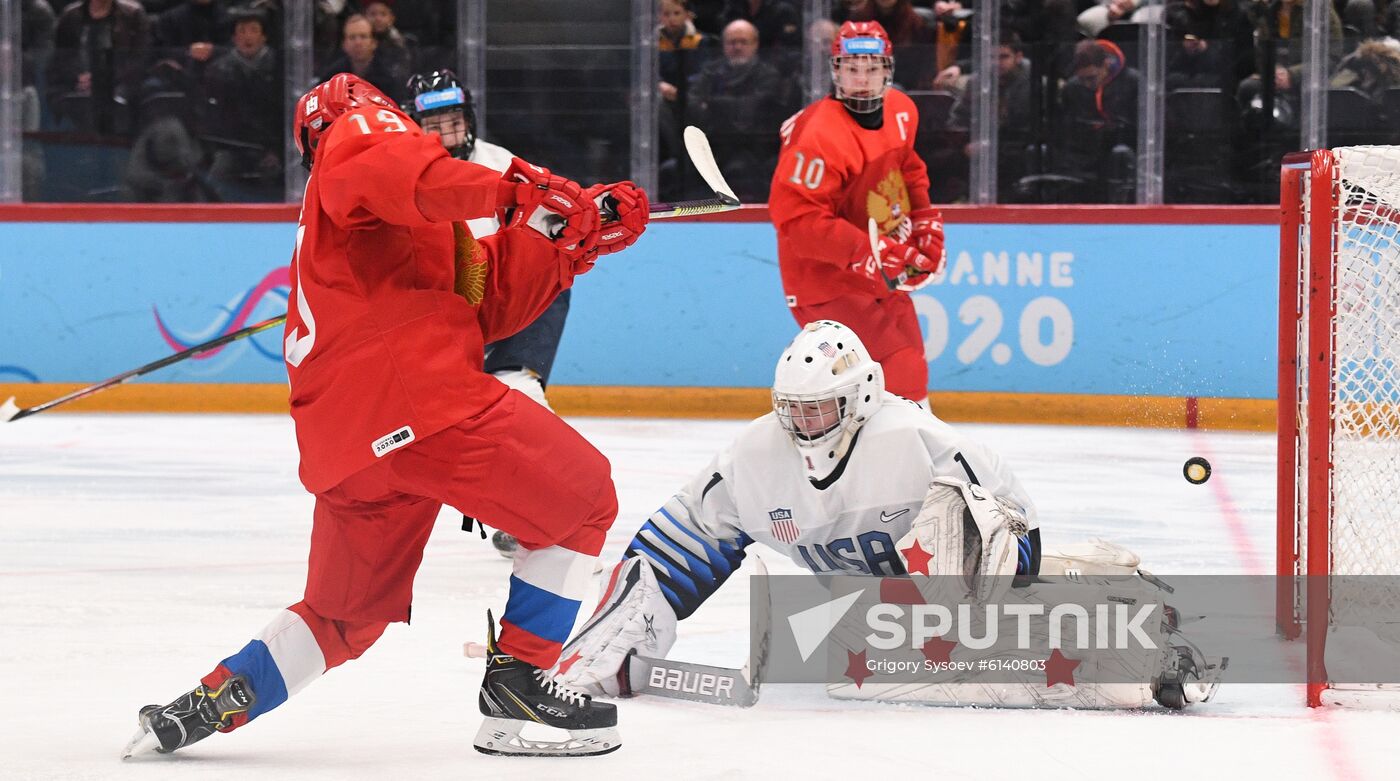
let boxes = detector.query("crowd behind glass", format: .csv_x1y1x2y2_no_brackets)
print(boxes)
12,0,1399,204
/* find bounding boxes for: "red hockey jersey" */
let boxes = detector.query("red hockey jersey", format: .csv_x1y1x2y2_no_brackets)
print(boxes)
769,90,932,305
283,106,575,493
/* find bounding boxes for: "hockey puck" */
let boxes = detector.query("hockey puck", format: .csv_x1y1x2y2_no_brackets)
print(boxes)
1183,457,1212,485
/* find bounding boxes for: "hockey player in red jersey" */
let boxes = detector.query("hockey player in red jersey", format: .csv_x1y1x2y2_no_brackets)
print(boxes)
769,21,945,407
123,74,648,759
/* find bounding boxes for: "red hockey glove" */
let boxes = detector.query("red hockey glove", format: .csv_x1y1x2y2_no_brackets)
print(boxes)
587,181,650,257
908,207,946,268
854,236,939,292
496,157,600,258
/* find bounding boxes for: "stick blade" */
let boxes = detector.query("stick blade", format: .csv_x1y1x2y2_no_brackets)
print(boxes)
0,396,21,423
682,126,740,206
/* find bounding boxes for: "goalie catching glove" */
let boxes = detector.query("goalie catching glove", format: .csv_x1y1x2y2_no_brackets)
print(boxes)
855,235,939,292
496,157,600,258
897,477,1030,603
552,557,677,696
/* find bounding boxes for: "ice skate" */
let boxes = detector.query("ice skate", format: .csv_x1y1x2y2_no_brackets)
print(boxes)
474,611,620,757
121,675,255,759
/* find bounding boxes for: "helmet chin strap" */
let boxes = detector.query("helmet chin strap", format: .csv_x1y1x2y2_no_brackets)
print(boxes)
801,422,860,480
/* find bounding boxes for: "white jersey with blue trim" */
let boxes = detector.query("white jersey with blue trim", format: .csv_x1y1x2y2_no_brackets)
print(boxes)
464,139,515,239
624,393,1038,618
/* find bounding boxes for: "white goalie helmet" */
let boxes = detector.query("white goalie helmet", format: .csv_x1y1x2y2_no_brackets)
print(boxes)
772,320,885,480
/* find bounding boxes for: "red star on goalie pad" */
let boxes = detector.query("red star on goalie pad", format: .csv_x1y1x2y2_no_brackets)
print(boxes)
556,651,583,676
1044,649,1081,688
921,635,958,666
844,649,874,688
901,539,933,576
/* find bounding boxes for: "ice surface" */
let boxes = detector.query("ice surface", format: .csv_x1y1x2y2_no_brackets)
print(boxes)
1,414,1395,779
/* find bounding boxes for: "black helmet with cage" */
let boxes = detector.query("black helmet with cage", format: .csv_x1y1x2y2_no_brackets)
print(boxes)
405,69,477,159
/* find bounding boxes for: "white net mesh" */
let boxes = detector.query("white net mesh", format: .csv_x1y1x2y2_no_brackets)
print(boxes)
1316,148,1400,663
1330,146,1400,586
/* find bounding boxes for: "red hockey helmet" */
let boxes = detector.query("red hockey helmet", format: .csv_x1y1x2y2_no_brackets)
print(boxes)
830,21,894,114
293,73,402,170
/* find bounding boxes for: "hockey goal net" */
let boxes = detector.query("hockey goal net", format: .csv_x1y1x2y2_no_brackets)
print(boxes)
1277,146,1400,707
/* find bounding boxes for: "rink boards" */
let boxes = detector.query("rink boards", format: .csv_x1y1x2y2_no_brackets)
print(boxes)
0,206,1280,428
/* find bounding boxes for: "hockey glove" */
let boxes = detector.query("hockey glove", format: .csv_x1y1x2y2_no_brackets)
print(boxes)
552,557,678,696
854,236,939,292
588,181,650,257
496,157,600,258
908,207,946,269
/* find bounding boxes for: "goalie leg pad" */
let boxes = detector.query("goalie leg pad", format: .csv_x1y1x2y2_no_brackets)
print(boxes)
553,557,677,696
897,477,1029,603
824,576,1224,710
1040,537,1142,578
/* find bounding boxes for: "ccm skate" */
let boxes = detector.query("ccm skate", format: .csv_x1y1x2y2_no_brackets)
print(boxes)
475,611,620,757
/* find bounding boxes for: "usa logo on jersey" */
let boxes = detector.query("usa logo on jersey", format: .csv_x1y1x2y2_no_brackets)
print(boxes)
768,508,801,543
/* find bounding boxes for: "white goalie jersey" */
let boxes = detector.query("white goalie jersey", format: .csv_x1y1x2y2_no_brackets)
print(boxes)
624,393,1040,618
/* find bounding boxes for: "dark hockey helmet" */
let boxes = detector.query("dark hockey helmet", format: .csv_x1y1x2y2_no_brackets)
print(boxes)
406,69,477,159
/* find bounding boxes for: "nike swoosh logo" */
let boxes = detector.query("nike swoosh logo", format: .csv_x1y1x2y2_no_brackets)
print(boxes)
880,509,910,523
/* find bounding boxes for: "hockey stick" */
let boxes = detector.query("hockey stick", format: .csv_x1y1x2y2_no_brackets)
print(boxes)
868,217,910,292
619,557,772,708
598,126,742,223
866,217,937,292
0,315,287,423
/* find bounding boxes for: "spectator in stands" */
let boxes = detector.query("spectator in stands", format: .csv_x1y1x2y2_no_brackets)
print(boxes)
1055,39,1139,201
936,32,1034,199
1341,0,1379,40
659,0,717,200
722,0,801,53
688,0,727,34
371,0,444,50
1077,0,1160,37
660,0,715,110
1164,0,1256,94
949,32,1033,135
1331,38,1400,100
1237,0,1342,118
205,9,282,201
152,0,229,62
687,18,790,201
362,0,415,78
319,12,406,103
52,0,153,134
122,112,213,201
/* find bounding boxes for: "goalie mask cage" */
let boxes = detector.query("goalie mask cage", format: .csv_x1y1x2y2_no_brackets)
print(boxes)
1277,146,1400,708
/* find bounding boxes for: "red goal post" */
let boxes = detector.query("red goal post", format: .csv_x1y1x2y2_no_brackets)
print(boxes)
1277,147,1400,708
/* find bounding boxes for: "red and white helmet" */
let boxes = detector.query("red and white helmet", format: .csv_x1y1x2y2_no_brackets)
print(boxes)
293,73,403,170
830,21,894,114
